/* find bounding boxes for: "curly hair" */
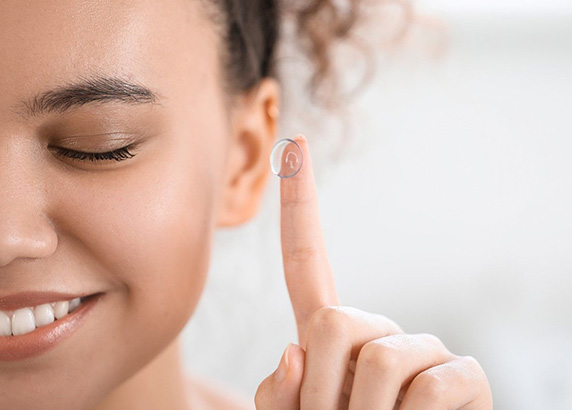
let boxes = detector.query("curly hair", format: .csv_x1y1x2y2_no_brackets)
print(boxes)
197,0,379,110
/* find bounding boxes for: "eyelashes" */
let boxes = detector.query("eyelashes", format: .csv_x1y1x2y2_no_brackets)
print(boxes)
53,144,137,163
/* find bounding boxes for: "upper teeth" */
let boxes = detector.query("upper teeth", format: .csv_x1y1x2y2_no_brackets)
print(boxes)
0,297,82,337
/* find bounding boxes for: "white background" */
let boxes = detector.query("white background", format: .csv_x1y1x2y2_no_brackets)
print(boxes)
182,1,572,409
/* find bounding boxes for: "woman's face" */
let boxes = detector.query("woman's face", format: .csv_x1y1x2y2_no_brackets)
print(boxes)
0,0,277,408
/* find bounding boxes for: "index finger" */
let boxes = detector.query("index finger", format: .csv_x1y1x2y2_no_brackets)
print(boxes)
279,134,339,349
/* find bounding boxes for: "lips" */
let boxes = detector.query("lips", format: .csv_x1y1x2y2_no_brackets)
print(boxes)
0,291,92,311
0,292,104,361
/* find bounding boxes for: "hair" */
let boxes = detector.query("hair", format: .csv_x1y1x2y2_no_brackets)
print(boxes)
197,0,371,110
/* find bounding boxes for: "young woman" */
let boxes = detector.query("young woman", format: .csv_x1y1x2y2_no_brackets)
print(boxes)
0,0,493,409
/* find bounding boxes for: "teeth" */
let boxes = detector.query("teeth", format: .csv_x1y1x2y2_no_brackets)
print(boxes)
0,297,84,337
53,301,69,320
34,304,55,327
12,308,36,336
69,297,81,312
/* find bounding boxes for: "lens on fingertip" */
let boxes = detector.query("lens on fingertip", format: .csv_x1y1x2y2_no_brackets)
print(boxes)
270,138,303,178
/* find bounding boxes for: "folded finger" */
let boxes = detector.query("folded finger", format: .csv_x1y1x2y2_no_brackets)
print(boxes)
300,306,403,410
398,356,492,410
347,333,456,410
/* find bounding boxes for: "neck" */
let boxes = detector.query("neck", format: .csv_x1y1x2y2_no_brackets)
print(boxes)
94,335,193,410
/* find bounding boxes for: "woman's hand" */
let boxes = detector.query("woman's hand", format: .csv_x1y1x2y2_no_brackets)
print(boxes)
255,135,493,410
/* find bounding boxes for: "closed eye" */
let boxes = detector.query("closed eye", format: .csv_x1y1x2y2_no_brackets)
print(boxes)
52,144,137,162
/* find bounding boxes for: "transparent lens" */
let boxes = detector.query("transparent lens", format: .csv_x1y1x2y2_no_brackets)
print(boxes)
270,138,303,178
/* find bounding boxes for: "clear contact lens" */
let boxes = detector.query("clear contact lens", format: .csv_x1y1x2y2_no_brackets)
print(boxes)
270,138,303,178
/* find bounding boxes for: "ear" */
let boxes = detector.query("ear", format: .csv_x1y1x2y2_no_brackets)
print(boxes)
215,77,281,228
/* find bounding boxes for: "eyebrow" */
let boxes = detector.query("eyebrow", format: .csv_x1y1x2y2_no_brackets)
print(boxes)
13,74,164,118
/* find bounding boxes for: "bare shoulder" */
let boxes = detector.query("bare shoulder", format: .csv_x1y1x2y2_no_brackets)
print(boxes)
186,372,254,410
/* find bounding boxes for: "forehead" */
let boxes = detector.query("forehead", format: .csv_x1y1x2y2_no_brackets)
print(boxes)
0,0,217,120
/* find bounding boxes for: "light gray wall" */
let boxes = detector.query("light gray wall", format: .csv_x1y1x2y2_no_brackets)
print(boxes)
182,2,572,409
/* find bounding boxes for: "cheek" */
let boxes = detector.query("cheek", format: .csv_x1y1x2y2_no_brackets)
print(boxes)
49,131,218,352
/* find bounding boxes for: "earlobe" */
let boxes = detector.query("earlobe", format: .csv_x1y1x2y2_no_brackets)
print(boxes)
215,78,281,228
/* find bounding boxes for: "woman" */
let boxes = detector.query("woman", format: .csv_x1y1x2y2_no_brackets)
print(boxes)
0,0,493,409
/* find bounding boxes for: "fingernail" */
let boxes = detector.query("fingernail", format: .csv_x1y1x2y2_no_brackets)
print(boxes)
275,343,293,382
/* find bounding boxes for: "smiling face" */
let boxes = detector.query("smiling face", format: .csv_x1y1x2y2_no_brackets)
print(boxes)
0,0,278,408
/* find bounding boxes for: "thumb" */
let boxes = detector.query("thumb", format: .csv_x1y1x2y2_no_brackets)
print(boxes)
254,343,305,410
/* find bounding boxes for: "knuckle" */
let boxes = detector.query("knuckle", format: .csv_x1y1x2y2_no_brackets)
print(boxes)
308,306,349,339
282,243,322,263
300,383,320,399
368,311,405,335
460,355,481,369
358,339,401,373
386,317,405,334
418,333,448,351
413,371,448,402
418,332,443,346
459,355,487,379
416,333,458,361
281,191,316,208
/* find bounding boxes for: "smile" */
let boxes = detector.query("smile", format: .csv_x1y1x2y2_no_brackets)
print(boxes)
1,297,84,337
0,292,103,361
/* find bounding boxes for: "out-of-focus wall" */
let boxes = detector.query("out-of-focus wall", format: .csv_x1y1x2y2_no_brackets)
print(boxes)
182,2,572,409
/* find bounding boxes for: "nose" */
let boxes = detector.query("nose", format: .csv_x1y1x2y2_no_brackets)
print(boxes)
0,148,58,267
0,212,58,267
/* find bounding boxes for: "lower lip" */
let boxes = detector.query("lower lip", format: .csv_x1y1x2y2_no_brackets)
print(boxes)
0,293,104,362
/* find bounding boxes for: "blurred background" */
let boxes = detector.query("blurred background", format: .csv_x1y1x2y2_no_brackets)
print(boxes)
182,0,572,409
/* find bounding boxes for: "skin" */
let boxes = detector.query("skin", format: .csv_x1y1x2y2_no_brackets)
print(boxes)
0,0,273,409
0,0,493,409
255,135,493,410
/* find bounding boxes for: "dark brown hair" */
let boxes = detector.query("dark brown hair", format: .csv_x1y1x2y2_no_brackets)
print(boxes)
198,0,367,109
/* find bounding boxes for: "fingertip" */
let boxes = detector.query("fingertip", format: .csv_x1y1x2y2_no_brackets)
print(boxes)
292,134,309,154
284,134,312,183
289,343,305,362
286,343,306,375
293,134,306,143
274,343,305,384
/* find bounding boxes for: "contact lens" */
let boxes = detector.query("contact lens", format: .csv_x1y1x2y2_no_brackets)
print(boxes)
270,138,304,178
